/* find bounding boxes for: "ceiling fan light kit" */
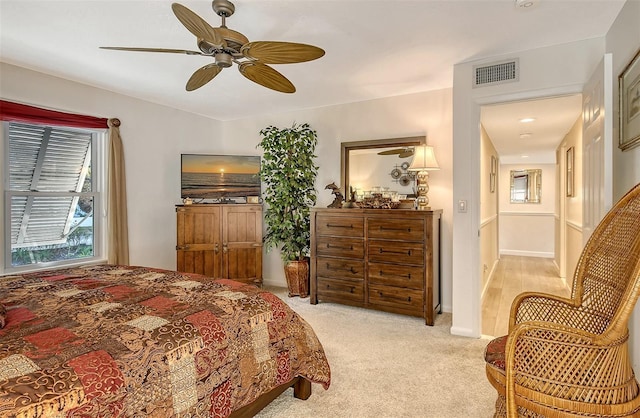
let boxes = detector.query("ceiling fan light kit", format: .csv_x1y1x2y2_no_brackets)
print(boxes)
100,0,325,93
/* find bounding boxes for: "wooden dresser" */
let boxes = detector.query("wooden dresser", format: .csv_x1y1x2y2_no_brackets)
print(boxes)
176,204,263,286
310,208,442,325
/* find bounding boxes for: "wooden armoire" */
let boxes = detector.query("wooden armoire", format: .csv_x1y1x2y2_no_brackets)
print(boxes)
176,204,263,286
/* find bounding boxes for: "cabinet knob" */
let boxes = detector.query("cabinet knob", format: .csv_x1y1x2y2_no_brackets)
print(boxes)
215,243,219,254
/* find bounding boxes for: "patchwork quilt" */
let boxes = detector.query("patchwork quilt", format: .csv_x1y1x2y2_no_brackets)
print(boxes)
0,265,330,417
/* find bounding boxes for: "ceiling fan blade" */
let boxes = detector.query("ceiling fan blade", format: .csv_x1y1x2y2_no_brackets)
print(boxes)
171,3,225,47
186,64,223,91
399,150,414,158
378,149,403,155
238,62,295,93
241,41,325,64
100,46,202,55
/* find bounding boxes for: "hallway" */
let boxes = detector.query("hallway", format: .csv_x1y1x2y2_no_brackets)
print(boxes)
481,255,571,337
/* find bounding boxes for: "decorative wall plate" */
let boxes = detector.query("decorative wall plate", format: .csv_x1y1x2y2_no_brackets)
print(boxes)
399,175,411,186
390,168,402,179
401,161,410,170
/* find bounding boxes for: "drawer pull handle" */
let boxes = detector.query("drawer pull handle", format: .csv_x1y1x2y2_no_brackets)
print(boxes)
378,292,412,303
327,264,357,274
326,284,356,294
379,271,411,279
327,244,353,250
327,224,354,229
379,226,412,232
378,248,412,256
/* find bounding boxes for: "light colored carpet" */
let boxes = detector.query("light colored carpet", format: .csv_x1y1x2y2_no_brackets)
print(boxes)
256,288,497,418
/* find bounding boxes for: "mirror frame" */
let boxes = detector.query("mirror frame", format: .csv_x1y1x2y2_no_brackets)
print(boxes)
340,136,425,196
509,168,542,204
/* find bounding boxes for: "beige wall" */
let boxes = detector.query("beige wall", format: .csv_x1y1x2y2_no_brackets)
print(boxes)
558,118,583,288
498,163,556,258
605,0,640,373
479,125,499,294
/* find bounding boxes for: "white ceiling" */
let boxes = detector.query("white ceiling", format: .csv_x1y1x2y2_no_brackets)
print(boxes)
482,94,583,164
0,1,623,158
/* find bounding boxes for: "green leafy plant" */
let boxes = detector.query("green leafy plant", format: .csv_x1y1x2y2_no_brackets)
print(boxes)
258,123,319,262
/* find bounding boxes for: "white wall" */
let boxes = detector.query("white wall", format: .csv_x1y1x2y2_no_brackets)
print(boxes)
499,163,555,258
0,63,222,273
452,37,606,337
0,63,452,315
220,89,455,311
605,0,640,373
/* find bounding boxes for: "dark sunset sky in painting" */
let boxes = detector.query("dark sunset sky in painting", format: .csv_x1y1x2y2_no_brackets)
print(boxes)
181,154,260,174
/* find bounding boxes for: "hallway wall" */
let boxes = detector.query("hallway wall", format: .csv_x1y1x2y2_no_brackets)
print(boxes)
558,118,583,288
499,163,556,258
480,125,499,294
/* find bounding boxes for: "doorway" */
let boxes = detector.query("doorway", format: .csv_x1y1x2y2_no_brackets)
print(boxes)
479,95,582,337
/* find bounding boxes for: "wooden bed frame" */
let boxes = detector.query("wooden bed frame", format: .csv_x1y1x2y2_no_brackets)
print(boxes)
230,377,312,417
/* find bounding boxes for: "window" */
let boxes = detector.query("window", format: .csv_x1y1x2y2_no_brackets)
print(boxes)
3,121,105,271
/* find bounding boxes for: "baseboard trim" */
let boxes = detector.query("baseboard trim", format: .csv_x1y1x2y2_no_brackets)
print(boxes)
500,250,554,258
566,220,583,232
481,259,499,301
450,326,480,338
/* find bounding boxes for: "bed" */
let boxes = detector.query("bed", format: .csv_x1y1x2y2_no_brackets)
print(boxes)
0,264,331,417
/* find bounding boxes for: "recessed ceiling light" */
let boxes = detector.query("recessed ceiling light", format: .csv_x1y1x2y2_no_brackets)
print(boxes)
519,133,533,139
515,0,536,8
519,117,536,123
521,155,530,158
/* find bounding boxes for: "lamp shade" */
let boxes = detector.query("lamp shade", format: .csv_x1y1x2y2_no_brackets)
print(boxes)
408,145,440,171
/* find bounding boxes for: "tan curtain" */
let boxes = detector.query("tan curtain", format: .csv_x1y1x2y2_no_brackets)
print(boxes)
107,118,130,265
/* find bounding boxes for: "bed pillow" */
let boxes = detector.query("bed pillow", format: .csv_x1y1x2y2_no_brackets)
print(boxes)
0,302,6,328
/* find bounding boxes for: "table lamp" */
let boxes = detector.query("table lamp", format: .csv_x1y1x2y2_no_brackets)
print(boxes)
407,145,439,210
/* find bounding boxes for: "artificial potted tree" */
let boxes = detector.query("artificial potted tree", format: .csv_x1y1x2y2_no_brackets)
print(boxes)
258,123,318,297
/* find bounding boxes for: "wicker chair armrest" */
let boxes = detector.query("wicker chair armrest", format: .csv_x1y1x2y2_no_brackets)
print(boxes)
504,322,633,417
509,292,582,330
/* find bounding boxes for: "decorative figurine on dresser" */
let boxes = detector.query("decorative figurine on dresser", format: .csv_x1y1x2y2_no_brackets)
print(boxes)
310,207,442,325
325,182,344,208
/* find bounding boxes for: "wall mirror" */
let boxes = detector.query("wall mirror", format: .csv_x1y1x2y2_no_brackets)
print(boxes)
341,136,425,197
510,169,542,203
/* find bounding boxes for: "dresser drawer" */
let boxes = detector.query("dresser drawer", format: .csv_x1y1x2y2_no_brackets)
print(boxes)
317,277,364,303
316,236,364,258
368,284,424,313
368,218,425,241
368,240,424,265
317,257,364,281
368,262,424,290
316,215,364,237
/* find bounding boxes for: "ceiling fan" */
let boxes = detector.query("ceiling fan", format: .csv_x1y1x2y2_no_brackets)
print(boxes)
100,0,325,93
377,148,415,158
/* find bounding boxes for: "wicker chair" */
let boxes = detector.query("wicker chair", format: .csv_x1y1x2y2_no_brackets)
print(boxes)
484,182,640,418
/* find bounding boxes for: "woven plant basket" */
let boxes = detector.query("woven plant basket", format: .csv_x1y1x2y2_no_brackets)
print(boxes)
284,259,309,298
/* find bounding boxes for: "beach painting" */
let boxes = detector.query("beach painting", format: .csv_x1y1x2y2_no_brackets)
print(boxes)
181,154,261,199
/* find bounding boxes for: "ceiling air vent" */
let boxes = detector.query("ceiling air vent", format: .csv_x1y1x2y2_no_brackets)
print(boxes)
473,58,519,88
